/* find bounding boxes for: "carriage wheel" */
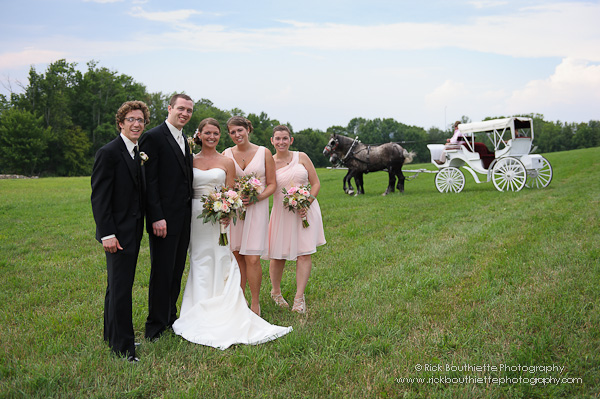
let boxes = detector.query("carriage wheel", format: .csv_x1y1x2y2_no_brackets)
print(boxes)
525,157,553,188
492,157,526,192
435,167,465,193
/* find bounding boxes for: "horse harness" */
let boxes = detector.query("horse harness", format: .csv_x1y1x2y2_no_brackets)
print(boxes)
342,137,372,167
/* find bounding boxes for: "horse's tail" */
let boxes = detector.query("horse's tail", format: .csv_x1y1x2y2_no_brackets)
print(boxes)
402,149,416,165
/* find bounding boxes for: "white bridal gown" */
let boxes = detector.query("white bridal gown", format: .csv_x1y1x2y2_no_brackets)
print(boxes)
172,168,292,349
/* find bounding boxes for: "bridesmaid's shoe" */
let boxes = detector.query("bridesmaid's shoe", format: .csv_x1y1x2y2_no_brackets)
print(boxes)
270,291,289,308
291,295,306,314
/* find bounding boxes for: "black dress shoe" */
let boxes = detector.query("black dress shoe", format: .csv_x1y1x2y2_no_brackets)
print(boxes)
125,355,140,363
134,342,141,347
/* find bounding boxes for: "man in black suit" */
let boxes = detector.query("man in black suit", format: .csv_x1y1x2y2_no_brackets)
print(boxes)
139,94,194,340
91,100,150,362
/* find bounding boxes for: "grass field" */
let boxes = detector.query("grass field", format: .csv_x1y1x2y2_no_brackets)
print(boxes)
1,147,599,398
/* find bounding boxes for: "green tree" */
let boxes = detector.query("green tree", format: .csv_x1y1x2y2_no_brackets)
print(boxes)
0,94,9,117
292,128,330,168
72,60,147,153
0,109,50,175
144,91,171,130
573,121,600,149
192,98,235,152
54,125,91,176
12,60,92,175
247,112,277,149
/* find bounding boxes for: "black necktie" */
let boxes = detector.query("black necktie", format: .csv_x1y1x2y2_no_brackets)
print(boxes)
133,146,142,188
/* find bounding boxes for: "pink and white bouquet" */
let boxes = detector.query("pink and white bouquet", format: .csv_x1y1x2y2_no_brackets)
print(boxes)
234,173,264,220
282,183,313,228
199,186,243,245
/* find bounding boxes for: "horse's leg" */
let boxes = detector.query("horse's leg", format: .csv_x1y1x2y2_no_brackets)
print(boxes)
397,167,406,193
346,170,355,195
383,168,395,196
356,173,364,195
343,170,349,193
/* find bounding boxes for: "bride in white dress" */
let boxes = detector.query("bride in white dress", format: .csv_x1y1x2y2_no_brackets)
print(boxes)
172,118,292,350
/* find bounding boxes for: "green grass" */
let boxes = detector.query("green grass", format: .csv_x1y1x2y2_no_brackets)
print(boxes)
1,147,599,398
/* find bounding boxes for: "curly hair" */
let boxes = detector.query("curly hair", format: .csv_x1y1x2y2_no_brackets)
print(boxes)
226,116,254,134
194,118,221,146
115,100,150,130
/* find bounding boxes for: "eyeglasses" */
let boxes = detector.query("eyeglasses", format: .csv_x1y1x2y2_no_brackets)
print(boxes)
124,117,146,124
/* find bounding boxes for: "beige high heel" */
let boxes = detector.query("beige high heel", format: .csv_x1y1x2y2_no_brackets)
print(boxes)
291,295,306,314
270,291,289,308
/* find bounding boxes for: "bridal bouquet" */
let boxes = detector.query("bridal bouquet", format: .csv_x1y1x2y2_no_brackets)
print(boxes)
199,186,243,245
234,173,264,220
282,183,313,228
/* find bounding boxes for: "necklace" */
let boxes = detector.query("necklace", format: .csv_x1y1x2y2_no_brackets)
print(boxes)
279,152,292,165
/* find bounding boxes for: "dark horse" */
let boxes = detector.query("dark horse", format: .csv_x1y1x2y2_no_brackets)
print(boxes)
329,152,365,195
323,134,415,196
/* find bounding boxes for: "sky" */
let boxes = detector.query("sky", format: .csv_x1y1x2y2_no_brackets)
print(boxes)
1,0,599,132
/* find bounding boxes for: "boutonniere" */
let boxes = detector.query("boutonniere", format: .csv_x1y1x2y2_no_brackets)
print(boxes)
188,135,196,154
140,152,149,165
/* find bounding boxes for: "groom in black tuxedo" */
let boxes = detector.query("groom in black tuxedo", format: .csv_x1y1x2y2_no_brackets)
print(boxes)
139,94,194,340
91,101,150,362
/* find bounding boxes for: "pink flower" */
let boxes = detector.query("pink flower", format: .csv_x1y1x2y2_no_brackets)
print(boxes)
219,202,230,213
287,187,298,195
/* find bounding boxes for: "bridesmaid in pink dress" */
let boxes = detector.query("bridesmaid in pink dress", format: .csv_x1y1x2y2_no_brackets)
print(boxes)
266,125,326,314
223,116,276,315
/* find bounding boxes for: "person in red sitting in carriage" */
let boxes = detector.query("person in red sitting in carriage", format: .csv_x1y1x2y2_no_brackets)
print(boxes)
435,121,465,164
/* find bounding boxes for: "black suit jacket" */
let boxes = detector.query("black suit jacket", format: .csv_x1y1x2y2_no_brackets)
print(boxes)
139,122,193,235
91,136,145,255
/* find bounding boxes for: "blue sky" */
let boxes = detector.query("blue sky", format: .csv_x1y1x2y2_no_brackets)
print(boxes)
1,0,599,131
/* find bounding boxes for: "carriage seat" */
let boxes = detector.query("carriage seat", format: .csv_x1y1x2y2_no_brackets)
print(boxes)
473,142,495,169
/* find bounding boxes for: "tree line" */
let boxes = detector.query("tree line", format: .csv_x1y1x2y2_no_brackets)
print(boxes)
1,59,599,176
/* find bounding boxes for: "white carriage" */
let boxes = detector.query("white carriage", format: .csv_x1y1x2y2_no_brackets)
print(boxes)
427,117,553,193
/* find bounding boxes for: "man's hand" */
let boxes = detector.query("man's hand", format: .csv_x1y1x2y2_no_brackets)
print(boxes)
153,219,167,238
103,237,123,253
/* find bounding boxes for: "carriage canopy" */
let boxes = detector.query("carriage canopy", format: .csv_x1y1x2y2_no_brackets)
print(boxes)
458,117,533,150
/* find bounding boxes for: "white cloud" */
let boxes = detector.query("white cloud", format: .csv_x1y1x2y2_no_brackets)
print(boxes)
507,58,600,112
122,2,600,62
0,48,66,69
468,1,508,9
83,0,123,3
425,80,469,108
129,6,202,24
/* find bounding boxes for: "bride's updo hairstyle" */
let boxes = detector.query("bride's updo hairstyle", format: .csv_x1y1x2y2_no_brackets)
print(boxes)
194,117,221,146
272,125,291,137
226,116,254,134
